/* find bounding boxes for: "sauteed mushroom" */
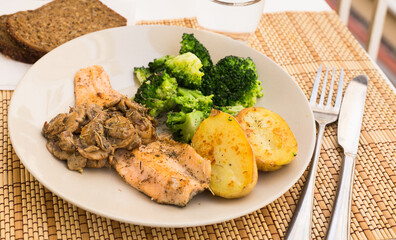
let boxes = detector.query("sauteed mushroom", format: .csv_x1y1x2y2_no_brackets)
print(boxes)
42,99,156,172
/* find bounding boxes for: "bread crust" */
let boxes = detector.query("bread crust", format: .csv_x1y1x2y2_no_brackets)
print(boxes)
0,14,39,63
6,0,127,59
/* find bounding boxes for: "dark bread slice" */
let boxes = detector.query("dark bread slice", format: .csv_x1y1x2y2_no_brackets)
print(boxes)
0,14,39,63
7,0,127,58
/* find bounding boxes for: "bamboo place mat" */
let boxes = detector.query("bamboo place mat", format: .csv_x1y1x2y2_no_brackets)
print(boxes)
1,11,396,240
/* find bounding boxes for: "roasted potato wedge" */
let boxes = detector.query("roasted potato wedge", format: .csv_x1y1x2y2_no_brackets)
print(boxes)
236,107,298,171
191,109,257,198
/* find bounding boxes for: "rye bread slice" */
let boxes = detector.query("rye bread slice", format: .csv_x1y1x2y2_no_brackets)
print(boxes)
7,0,127,58
0,14,39,63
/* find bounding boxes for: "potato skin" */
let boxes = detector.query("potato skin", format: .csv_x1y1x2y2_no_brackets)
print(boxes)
236,107,298,171
191,109,257,198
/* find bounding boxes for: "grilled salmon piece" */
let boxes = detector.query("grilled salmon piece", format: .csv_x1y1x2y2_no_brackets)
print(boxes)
112,137,211,207
74,65,122,107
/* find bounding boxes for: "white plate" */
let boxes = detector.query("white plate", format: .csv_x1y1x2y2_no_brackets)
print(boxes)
8,25,315,227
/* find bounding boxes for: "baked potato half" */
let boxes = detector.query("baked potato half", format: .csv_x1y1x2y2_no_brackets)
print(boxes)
191,109,257,198
236,107,298,171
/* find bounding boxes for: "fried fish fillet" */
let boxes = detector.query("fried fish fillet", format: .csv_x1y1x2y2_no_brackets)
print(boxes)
74,65,122,107
112,137,211,207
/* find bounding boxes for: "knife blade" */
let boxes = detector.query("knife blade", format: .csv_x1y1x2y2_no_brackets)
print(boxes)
325,75,368,240
338,75,369,155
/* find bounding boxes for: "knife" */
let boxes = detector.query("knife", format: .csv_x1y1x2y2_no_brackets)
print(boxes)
325,75,368,240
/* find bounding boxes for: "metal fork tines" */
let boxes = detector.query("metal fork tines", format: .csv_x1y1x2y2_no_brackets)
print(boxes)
285,65,344,240
310,65,344,118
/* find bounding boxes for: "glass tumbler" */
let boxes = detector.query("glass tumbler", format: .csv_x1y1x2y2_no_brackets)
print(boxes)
196,0,265,42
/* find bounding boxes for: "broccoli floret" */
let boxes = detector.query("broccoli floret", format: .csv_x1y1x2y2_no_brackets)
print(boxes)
148,55,175,73
166,111,205,143
237,80,263,107
180,33,213,69
133,72,178,117
146,52,204,89
165,52,204,89
166,87,213,142
201,55,262,107
134,66,152,84
174,87,213,116
218,105,245,116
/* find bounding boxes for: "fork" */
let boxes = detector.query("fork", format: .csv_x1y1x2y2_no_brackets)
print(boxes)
285,65,344,240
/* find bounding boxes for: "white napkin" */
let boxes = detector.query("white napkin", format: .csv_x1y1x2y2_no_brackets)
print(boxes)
0,1,45,90
0,0,136,90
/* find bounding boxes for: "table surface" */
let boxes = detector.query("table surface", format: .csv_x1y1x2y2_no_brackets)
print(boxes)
1,1,395,240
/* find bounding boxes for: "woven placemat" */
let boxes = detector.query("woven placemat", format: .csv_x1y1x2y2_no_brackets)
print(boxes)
1,11,395,239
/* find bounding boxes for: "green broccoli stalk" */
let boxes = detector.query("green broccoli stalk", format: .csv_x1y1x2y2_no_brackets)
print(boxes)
200,55,262,107
218,105,245,116
165,52,204,89
133,66,152,84
180,33,213,70
166,111,205,143
133,72,178,117
173,87,213,116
